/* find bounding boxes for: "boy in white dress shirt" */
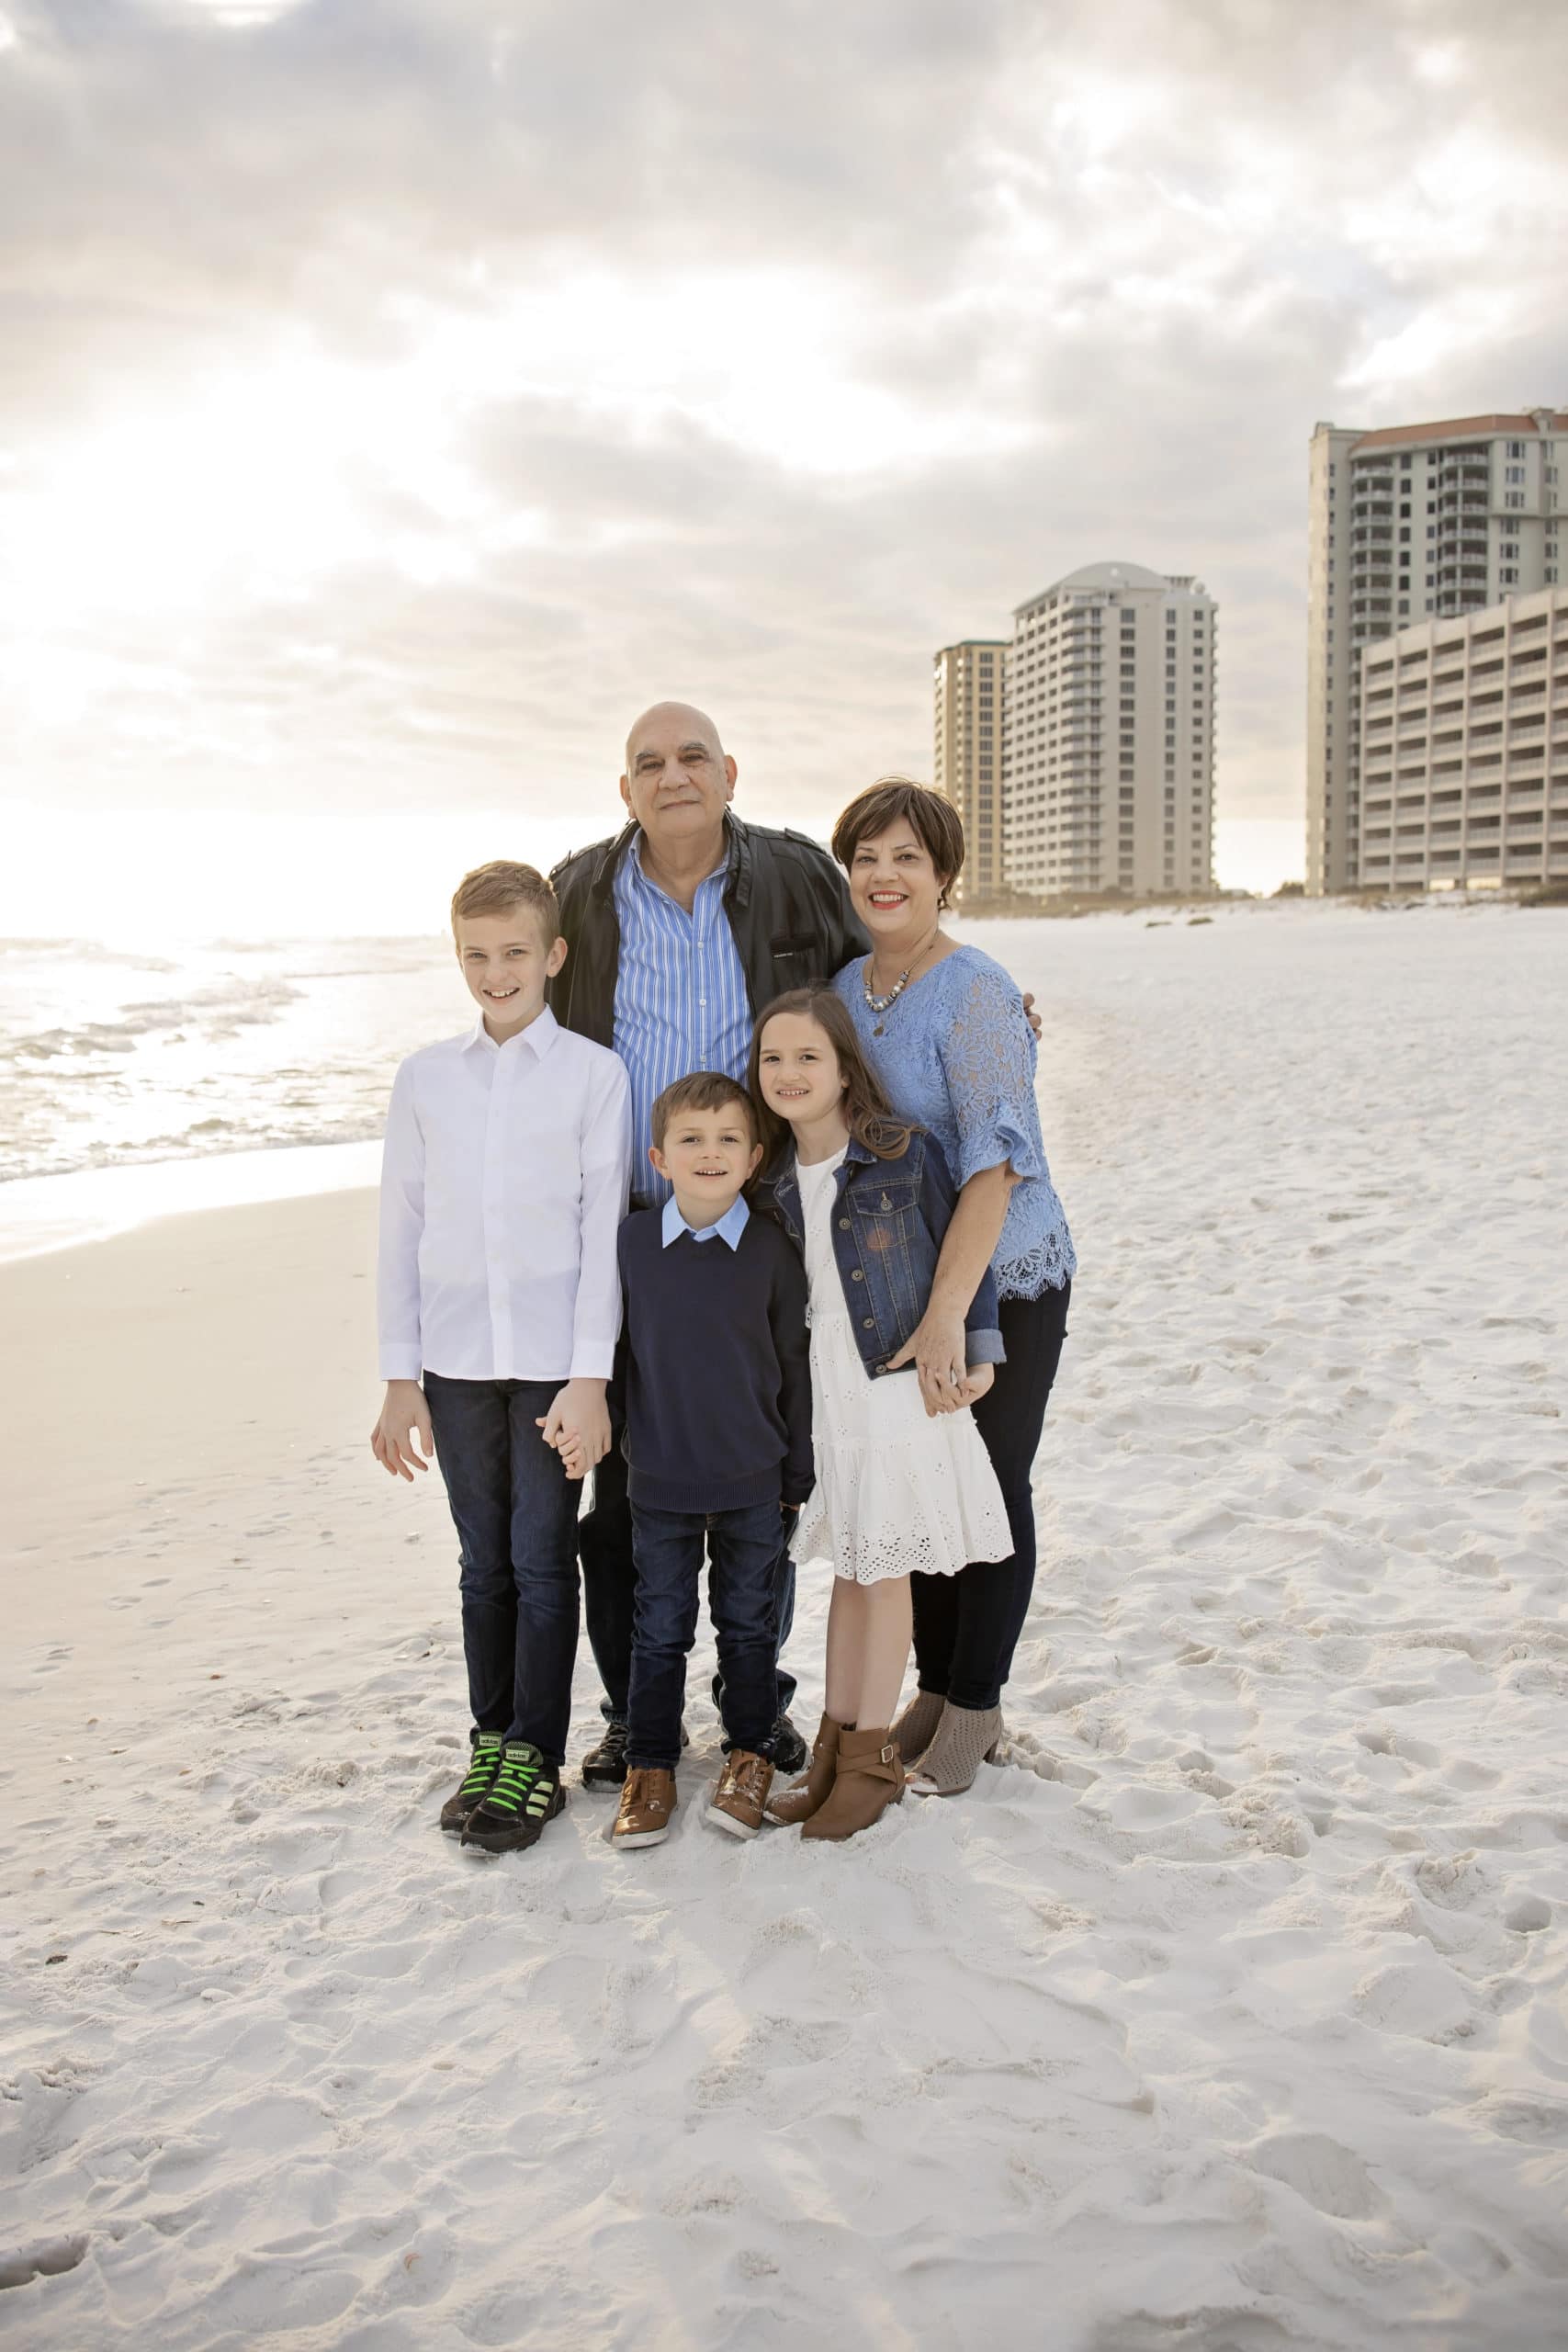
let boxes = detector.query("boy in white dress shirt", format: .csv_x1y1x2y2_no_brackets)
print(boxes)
372,861,633,1855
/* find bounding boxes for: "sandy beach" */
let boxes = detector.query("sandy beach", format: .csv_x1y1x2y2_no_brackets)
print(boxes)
5,899,1567,2351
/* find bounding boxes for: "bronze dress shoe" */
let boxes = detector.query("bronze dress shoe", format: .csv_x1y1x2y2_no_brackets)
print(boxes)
612,1766,678,1848
706,1748,774,1839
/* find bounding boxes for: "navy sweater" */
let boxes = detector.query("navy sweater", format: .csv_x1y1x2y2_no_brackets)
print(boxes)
616,1207,813,1514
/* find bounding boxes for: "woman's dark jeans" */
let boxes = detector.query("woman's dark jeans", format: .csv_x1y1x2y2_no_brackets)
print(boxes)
423,1372,582,1768
911,1282,1071,1713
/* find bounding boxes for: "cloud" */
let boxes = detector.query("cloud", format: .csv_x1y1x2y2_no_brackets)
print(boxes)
3,0,1568,873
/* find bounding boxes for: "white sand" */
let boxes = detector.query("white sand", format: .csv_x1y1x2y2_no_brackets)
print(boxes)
4,899,1566,2351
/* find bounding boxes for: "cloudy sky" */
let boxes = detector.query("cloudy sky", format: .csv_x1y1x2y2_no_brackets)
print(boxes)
4,0,1568,929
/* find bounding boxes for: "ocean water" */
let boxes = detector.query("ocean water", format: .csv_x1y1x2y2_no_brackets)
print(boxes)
0,934,463,1250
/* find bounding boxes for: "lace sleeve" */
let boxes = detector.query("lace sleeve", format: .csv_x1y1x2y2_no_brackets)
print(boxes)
934,961,1045,1190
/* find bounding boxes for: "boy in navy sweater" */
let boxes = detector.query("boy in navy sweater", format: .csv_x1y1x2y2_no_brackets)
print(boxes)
611,1072,812,1850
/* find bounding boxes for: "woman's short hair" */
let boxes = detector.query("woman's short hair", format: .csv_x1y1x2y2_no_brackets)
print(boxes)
829,776,966,909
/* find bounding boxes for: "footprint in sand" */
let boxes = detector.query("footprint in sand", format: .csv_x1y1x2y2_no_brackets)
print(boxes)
1246,2130,1391,2222
1505,1896,1551,1935
0,2233,90,2290
1478,2096,1568,2144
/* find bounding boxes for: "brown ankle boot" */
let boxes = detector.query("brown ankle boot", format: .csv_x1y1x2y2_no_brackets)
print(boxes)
763,1713,844,1826
799,1726,905,1842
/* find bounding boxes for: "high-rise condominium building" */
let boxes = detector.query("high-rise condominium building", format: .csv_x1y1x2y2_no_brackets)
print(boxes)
1003,562,1215,899
1307,407,1567,893
932,639,1006,901
1357,586,1568,893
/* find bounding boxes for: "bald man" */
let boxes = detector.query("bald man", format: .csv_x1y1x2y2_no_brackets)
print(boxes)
548,702,868,1785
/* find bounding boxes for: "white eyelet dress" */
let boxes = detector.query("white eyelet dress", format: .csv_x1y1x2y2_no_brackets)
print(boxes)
790,1148,1013,1586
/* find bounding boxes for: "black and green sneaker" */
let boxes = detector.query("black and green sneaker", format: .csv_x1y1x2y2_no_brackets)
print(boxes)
461,1741,566,1854
440,1733,503,1834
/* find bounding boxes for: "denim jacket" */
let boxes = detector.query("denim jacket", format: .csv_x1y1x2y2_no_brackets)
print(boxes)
756,1131,1004,1381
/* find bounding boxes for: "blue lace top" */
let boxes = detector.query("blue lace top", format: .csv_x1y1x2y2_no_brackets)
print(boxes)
833,945,1076,1300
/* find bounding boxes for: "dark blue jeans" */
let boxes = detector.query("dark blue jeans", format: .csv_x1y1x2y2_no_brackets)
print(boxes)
912,1282,1072,1712
423,1372,581,1768
627,1499,783,1770
580,1363,797,1723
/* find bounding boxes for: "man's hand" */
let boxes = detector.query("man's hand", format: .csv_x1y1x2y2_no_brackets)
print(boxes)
953,1361,996,1409
537,1377,611,1483
1021,989,1043,1041
371,1380,434,1480
887,1305,969,1418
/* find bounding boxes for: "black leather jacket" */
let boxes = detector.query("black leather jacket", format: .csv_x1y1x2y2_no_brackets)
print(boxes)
547,813,868,1049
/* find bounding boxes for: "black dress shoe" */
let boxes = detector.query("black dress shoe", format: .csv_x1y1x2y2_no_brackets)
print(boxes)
582,1716,690,1787
581,1719,629,1788
771,1713,808,1776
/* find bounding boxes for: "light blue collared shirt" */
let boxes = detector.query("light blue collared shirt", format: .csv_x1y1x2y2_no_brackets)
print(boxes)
613,831,751,1203
660,1193,751,1251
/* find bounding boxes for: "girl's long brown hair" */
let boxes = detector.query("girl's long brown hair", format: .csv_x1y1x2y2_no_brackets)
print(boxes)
747,987,918,1167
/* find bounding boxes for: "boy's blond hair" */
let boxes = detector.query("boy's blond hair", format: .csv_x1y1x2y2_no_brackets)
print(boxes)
449,860,560,943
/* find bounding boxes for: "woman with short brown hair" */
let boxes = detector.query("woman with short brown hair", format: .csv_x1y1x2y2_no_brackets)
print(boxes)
827,777,1075,1794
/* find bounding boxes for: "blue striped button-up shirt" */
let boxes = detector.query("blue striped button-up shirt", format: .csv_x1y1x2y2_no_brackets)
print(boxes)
612,834,752,1201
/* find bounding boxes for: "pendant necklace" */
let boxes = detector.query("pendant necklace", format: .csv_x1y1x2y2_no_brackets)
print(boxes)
863,923,941,1035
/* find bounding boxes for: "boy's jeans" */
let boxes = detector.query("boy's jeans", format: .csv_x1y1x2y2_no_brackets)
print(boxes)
581,1385,798,1725
627,1499,783,1771
423,1372,581,1770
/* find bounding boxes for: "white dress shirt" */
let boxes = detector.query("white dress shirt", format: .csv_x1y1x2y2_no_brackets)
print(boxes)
378,1005,633,1384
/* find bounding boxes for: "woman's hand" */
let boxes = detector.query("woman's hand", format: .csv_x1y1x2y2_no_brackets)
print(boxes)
887,1305,969,1418
953,1361,994,1408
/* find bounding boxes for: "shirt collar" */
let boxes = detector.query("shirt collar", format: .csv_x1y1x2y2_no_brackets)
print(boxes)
661,1193,751,1250
624,825,730,902
463,1003,559,1059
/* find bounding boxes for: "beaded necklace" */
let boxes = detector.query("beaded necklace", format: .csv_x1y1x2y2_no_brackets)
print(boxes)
862,923,942,1035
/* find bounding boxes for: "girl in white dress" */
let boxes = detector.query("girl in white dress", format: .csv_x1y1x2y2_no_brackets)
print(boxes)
748,988,1011,1840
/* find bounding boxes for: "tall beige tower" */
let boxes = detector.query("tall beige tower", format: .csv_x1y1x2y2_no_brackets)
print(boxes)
932,639,1007,901
1307,407,1566,892
1003,562,1215,899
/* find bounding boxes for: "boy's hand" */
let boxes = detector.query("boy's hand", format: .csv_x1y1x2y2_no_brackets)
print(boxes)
372,1380,434,1480
953,1362,995,1408
537,1378,611,1484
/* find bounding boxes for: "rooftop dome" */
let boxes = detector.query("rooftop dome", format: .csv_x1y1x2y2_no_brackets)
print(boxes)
1055,560,1169,592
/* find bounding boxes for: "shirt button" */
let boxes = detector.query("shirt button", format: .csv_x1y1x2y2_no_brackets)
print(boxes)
863,1317,875,1330
838,1217,851,1230
851,1268,864,1282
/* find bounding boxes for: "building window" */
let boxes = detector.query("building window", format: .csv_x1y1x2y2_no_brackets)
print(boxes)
1506,492,1526,509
